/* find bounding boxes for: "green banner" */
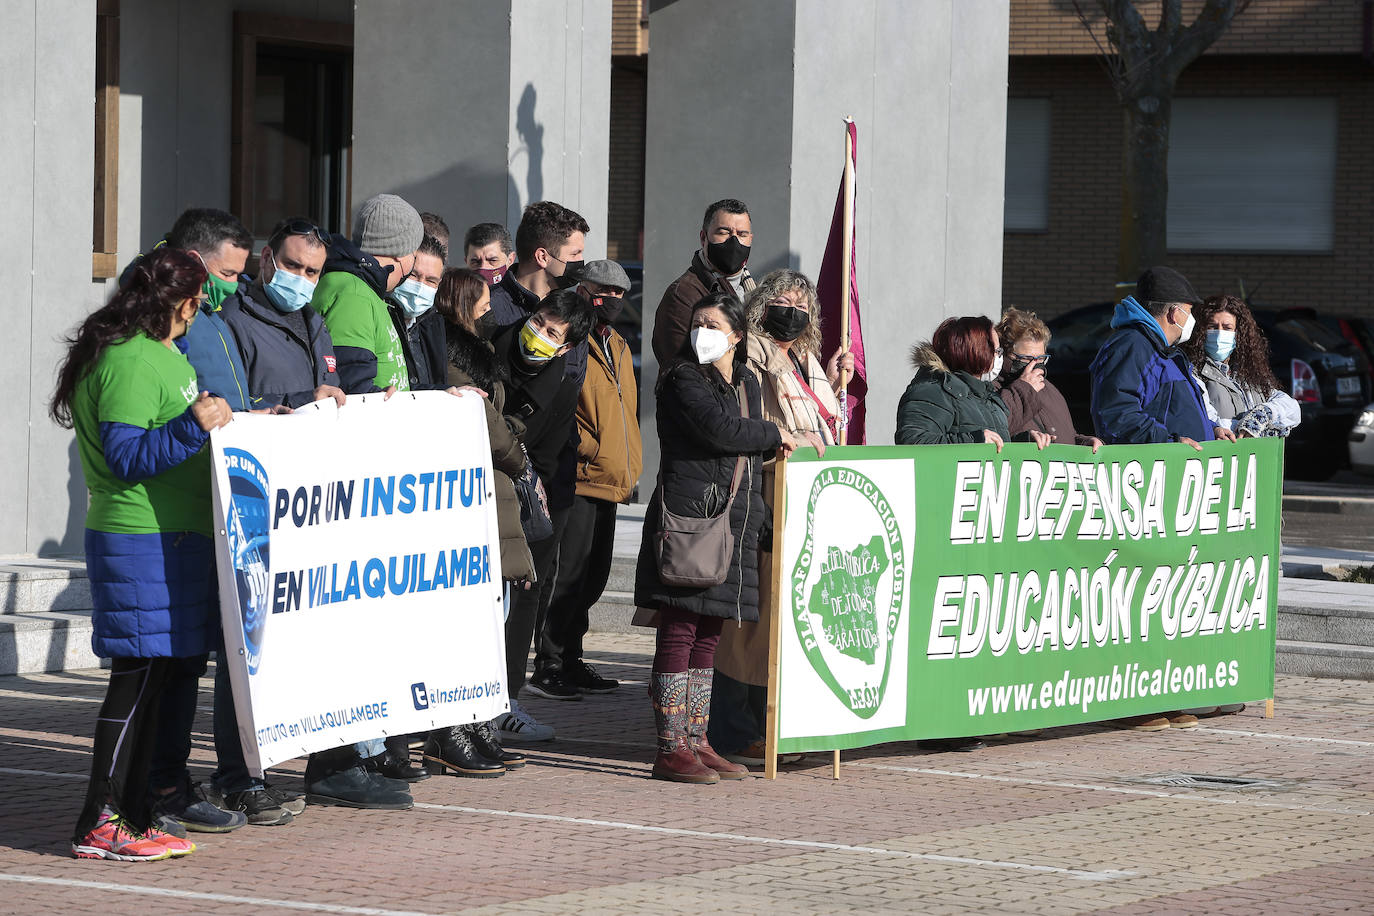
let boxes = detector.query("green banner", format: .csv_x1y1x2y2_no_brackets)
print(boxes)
773,439,1281,754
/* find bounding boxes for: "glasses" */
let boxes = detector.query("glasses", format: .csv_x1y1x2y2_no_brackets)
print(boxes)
1012,351,1051,367
281,219,330,247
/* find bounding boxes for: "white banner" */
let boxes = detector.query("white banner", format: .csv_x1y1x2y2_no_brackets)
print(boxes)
210,391,508,772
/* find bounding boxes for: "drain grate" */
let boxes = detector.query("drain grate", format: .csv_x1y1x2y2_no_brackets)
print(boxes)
1136,773,1289,791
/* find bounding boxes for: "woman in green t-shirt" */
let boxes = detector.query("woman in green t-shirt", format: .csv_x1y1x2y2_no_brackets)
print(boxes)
51,247,232,862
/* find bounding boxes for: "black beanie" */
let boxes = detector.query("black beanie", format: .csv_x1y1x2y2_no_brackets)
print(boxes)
1136,266,1202,307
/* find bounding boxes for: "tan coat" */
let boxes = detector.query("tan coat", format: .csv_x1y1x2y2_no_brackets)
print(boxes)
575,327,643,503
715,335,842,685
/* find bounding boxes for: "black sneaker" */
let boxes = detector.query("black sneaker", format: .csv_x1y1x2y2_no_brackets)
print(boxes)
262,782,307,816
563,659,619,694
525,669,583,701
225,787,294,826
305,765,413,810
151,779,248,833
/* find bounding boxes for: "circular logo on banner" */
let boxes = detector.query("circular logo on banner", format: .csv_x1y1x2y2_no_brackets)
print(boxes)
224,448,272,675
790,466,905,719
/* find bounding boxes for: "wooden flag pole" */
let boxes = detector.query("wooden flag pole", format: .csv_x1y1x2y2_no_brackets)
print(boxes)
838,117,855,449
763,456,788,780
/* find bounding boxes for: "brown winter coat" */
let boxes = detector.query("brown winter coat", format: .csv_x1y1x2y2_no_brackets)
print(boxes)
716,335,842,686
575,326,643,503
997,376,1095,446
650,250,756,365
446,327,535,583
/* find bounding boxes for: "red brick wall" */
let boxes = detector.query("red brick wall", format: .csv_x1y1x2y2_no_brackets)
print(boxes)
1002,54,1374,318
606,59,647,262
1010,0,1366,57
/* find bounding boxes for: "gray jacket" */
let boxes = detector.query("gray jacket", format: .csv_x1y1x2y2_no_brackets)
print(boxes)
222,281,341,409
1196,357,1300,434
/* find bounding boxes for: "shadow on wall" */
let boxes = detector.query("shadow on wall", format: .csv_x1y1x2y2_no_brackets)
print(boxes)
37,437,87,559
384,161,524,252
511,83,544,222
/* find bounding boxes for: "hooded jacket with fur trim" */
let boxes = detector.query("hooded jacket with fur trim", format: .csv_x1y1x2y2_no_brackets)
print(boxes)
895,344,1010,445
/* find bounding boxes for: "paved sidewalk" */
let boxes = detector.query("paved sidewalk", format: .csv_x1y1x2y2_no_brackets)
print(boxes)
2,633,1373,915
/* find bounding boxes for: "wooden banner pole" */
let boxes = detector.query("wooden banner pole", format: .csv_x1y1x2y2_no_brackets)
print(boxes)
763,456,788,780
1265,698,1274,718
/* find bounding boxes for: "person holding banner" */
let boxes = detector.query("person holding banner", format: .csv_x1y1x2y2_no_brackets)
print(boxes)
635,292,798,784
51,247,230,861
1182,295,1300,440
995,307,1102,451
711,269,843,768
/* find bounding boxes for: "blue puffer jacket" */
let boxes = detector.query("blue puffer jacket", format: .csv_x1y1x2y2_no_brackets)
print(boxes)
178,305,252,412
1090,297,1214,444
86,530,217,659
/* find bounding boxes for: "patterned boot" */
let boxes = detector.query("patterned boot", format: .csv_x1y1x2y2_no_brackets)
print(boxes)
650,672,718,785
687,668,749,779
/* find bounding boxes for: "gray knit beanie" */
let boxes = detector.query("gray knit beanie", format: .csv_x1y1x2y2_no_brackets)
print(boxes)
353,193,424,258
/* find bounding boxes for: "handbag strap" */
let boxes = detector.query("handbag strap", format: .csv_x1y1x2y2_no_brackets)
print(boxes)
657,376,750,517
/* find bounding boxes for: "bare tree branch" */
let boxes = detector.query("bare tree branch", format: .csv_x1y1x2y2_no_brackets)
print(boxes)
1160,0,1183,38
1165,0,1253,83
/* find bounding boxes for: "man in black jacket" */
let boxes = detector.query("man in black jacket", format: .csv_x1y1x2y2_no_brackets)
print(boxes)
489,290,593,743
222,218,346,410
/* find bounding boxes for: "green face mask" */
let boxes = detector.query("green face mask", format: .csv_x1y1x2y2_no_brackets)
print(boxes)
202,272,238,311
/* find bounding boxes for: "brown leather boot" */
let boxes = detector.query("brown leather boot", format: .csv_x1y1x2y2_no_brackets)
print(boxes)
687,667,749,779
650,672,718,784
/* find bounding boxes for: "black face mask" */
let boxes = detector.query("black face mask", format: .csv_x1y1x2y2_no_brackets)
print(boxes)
474,310,499,338
706,237,750,276
1000,356,1031,381
592,295,624,325
763,304,809,342
553,259,584,290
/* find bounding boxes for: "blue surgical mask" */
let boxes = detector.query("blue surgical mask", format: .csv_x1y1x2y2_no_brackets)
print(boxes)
392,278,436,319
263,255,317,313
1205,329,1236,362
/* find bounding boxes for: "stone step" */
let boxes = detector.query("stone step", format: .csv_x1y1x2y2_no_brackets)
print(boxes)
1276,604,1374,648
0,610,100,676
1276,639,1374,680
0,557,90,615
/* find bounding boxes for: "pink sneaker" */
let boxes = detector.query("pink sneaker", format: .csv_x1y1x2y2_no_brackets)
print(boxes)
142,824,196,857
72,816,171,861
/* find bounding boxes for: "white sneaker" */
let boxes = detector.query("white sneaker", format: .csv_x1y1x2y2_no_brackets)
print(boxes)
494,699,555,743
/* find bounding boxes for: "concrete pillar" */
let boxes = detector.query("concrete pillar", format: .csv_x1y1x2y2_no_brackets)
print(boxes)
0,1,98,556
351,0,611,258
641,0,1009,475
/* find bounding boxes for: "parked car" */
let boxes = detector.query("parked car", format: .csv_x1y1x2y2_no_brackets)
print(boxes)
1349,403,1374,475
1043,302,1367,479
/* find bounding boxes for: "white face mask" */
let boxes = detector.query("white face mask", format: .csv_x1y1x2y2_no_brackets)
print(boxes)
1172,308,1196,344
981,354,1003,383
691,326,733,365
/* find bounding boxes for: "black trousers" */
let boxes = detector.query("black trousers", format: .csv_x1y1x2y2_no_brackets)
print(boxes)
504,506,571,699
536,495,618,673
74,657,174,840
148,653,209,791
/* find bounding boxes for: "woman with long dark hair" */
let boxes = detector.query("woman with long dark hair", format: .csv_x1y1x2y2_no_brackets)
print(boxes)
417,266,530,778
52,247,232,861
634,292,797,784
1181,295,1300,438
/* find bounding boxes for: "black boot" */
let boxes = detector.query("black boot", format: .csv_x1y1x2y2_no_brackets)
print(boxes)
366,737,430,782
421,726,505,778
469,722,526,769
306,747,414,809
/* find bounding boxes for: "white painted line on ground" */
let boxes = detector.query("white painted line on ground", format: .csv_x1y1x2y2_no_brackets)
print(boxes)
0,873,443,916
0,766,84,780
1198,726,1374,748
412,802,1133,881
851,764,1371,816
0,690,99,703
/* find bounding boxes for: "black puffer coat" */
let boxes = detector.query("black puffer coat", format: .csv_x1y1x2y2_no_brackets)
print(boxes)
634,359,782,621
447,324,534,583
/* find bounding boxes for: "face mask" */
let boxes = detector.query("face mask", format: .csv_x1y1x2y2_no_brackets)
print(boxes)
762,305,809,342
392,278,436,319
1206,329,1236,362
477,265,505,287
586,292,625,325
262,255,316,313
706,237,750,276
691,326,733,365
1172,308,1196,344
474,309,499,338
981,354,1003,383
519,319,562,362
553,259,584,290
195,253,238,310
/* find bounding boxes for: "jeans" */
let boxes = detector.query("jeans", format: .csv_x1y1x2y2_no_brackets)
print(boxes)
706,668,766,755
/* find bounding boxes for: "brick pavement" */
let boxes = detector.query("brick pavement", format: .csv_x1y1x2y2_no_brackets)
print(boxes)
1,633,1373,915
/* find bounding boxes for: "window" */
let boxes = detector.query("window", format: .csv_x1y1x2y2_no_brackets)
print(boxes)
93,0,119,278
232,14,353,242
1168,98,1337,253
1004,98,1051,232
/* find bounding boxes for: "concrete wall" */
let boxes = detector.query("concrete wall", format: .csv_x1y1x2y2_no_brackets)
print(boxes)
641,0,1009,478
352,0,611,259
